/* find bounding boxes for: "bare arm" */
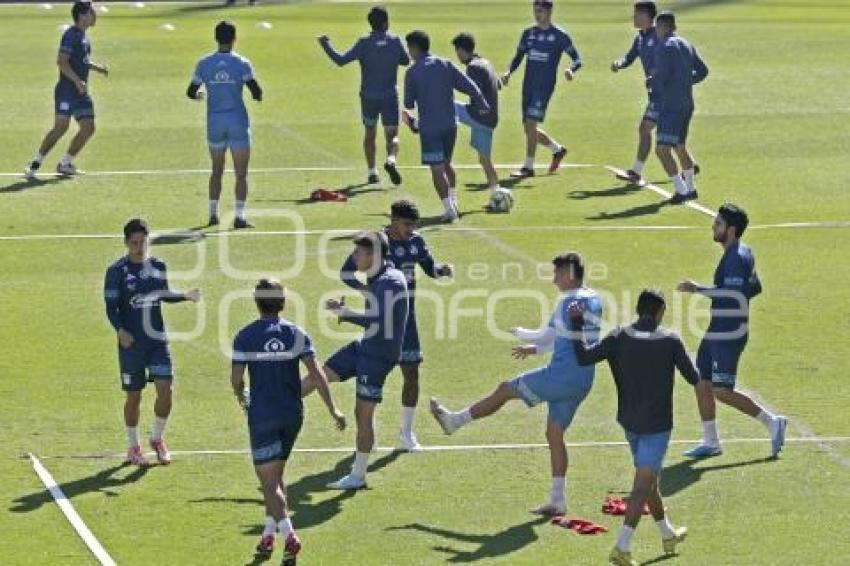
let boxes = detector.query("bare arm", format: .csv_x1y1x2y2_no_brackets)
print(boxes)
57,53,86,94
231,363,248,411
302,357,346,430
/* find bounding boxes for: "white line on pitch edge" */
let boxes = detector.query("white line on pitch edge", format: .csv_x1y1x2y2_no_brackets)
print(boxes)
603,165,717,218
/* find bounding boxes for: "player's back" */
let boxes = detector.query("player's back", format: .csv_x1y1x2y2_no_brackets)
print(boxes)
655,36,698,108
465,56,500,128
406,55,459,132
194,51,252,117
549,287,603,385
358,31,407,98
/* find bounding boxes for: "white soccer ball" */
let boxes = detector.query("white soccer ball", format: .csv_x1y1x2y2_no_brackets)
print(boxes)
489,188,515,213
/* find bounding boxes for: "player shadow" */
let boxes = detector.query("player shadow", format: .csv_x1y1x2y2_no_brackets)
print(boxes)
150,230,206,246
660,455,776,497
463,176,527,191
586,201,668,221
271,182,384,205
9,462,149,513
388,517,548,563
641,553,679,565
0,176,68,194
568,184,642,200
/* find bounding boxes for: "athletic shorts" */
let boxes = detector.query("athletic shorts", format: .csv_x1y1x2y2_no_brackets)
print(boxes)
510,366,591,430
656,106,694,146
399,312,422,365
454,102,494,159
207,112,251,151
625,429,671,472
118,341,173,392
249,417,303,465
696,335,748,389
643,99,660,123
420,127,457,165
361,94,399,128
325,340,397,403
55,84,94,120
522,88,554,123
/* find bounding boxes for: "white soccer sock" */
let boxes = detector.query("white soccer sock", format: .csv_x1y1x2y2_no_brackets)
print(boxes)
632,160,645,175
368,167,378,176
126,426,140,449
60,154,73,166
550,476,566,505
352,451,369,478
209,200,219,217
441,197,454,214
756,410,776,428
33,152,45,165
548,141,563,154
386,154,397,165
235,200,246,221
449,187,458,206
151,416,168,441
523,156,534,170
263,516,276,536
703,420,720,446
488,184,501,193
656,517,676,539
277,517,293,538
682,168,696,191
671,174,689,195
617,525,635,552
401,406,416,435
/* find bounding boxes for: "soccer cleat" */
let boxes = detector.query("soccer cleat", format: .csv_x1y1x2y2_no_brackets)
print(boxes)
24,161,41,180
207,214,219,227
399,429,422,452
149,438,171,465
548,146,568,173
326,474,367,490
429,398,458,435
683,443,722,459
529,502,566,517
233,218,254,230
770,416,788,457
281,532,301,566
609,547,639,566
662,526,688,555
668,190,698,205
367,173,380,184
254,534,274,557
384,161,402,185
694,163,701,175
510,167,534,178
615,169,644,186
125,445,149,466
56,162,82,176
440,209,459,224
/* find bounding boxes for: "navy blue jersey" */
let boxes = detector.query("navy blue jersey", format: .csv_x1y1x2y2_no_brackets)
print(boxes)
320,32,409,99
707,242,762,333
104,257,187,345
58,26,90,89
340,262,409,363
620,27,659,81
232,317,313,428
509,25,581,94
649,34,708,110
404,54,488,132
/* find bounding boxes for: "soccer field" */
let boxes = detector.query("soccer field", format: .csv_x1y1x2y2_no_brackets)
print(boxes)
2,0,849,564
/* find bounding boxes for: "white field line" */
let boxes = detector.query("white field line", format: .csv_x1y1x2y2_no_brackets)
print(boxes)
28,453,116,566
603,165,716,218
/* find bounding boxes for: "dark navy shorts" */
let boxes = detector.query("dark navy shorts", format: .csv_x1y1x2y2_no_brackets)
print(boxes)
696,335,748,389
643,99,660,123
325,340,397,403
522,88,554,123
420,127,457,165
249,417,303,465
361,94,399,128
656,106,694,146
55,84,94,120
399,313,422,365
118,341,173,392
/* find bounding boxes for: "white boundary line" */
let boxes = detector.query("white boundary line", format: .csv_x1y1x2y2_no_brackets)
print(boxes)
603,165,716,218
27,453,116,566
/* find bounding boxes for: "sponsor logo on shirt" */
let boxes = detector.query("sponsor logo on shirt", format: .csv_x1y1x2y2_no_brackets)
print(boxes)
264,337,287,353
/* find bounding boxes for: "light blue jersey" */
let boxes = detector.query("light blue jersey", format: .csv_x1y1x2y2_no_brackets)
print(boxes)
548,287,603,382
191,51,255,119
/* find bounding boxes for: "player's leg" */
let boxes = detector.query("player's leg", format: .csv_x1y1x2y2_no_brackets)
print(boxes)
529,417,568,516
648,478,688,556
206,137,227,226
304,341,357,398
58,115,95,175
230,122,252,229
684,338,722,458
675,142,697,193
530,95,567,173
512,118,539,178
399,316,423,451
657,109,694,203
120,346,149,465
146,344,174,464
25,115,71,178
364,125,379,183
442,127,459,212
381,95,402,185
617,113,656,184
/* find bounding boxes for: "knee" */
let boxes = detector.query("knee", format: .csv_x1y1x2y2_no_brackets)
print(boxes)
713,387,733,402
80,121,96,137
496,381,514,397
655,145,670,158
125,392,142,408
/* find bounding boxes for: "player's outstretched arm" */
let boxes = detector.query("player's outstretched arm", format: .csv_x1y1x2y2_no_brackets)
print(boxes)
340,254,368,292
246,79,263,102
89,61,109,76
613,36,640,72
303,357,346,430
318,35,361,67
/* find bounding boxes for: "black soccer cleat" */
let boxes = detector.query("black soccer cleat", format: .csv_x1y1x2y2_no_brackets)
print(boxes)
233,218,254,230
207,214,219,227
384,161,402,185
367,173,380,184
669,191,698,205
510,167,535,179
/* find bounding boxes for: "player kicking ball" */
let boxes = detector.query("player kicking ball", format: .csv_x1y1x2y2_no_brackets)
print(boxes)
431,252,602,516
231,279,345,564
25,2,109,179
103,219,200,466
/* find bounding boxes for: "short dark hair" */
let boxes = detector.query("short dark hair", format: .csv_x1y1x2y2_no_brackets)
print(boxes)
636,288,666,318
353,230,390,258
254,278,285,315
72,1,92,22
367,6,389,31
123,218,149,241
533,0,554,10
552,252,584,280
405,30,430,53
656,11,676,29
452,33,476,53
634,1,658,19
718,203,749,237
215,20,236,45
390,199,420,222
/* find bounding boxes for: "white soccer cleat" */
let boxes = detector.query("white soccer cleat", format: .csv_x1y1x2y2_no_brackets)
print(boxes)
429,398,458,435
399,429,422,452
769,416,788,457
440,209,459,224
56,162,83,176
529,502,566,517
24,161,41,180
326,474,367,491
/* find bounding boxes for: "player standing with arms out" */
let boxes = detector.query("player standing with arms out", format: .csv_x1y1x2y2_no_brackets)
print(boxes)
302,232,409,490
187,21,263,229
340,200,453,451
569,290,693,566
25,1,109,179
431,253,602,516
104,219,200,466
650,12,708,204
678,204,787,459
318,6,410,185
451,33,503,197
403,30,490,222
231,279,345,564
501,0,580,179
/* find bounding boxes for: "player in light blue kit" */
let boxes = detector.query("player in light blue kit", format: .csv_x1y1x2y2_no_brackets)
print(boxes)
187,21,263,229
431,252,602,516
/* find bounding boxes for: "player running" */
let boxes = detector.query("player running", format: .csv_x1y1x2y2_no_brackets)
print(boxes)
340,200,453,451
650,12,708,204
25,1,109,179
501,0,580,178
431,252,602,516
678,204,787,459
231,279,345,564
187,21,263,229
302,231,409,490
318,6,410,185
103,219,200,466
403,30,490,222
569,290,694,566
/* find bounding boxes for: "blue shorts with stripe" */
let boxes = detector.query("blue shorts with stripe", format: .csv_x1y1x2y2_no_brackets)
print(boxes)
361,94,399,128
55,84,94,120
325,340,397,403
420,127,457,165
510,366,591,430
521,88,554,123
696,335,748,389
399,312,422,365
249,416,303,465
118,341,172,392
656,106,694,146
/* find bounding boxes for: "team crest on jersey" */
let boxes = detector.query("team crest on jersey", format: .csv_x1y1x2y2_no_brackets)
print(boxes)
264,338,286,353
409,244,418,255
547,34,555,42
394,246,406,257
647,39,655,47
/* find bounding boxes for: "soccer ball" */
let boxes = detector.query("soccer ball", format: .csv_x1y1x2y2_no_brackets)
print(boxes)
488,188,515,213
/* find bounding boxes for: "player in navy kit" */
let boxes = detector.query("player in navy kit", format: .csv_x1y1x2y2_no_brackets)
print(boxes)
103,219,200,466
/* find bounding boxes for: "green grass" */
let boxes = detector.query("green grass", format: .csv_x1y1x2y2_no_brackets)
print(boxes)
2,1,850,564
